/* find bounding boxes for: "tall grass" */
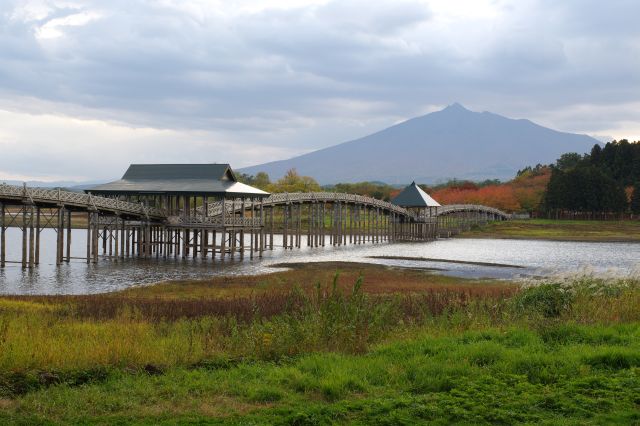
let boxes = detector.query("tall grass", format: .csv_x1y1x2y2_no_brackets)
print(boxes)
0,274,638,398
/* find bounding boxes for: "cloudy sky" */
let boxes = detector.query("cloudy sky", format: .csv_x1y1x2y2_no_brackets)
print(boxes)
1,0,639,182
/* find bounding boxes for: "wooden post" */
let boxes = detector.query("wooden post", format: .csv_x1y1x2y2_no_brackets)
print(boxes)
259,199,264,257
56,207,64,266
249,198,254,259
86,211,91,263
114,217,120,259
65,210,71,262
108,224,113,258
337,202,342,246
297,202,301,248
221,196,226,260
231,198,237,257
0,202,4,268
283,204,289,248
321,203,325,247
93,213,99,262
192,228,198,259
125,225,131,257
240,197,246,258
34,207,41,265
120,219,125,258
212,230,217,260
21,207,28,268
28,206,35,268
269,206,274,250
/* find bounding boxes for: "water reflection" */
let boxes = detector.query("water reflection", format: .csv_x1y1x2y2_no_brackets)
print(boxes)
0,228,639,294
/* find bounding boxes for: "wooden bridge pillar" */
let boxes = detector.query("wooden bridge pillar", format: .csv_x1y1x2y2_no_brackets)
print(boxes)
259,199,264,257
269,206,274,250
56,207,64,265
34,207,41,265
0,202,4,268
296,202,302,249
27,205,35,268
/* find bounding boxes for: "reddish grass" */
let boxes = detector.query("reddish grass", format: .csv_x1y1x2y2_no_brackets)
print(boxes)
5,263,517,323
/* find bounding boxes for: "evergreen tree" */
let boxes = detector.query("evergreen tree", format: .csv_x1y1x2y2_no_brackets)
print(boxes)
590,144,602,166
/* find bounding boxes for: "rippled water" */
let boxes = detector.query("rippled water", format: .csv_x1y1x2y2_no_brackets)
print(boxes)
0,228,639,294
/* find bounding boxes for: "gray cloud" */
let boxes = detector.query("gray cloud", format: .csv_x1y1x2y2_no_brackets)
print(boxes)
0,0,639,181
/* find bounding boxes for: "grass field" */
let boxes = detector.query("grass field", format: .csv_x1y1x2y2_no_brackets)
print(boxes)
462,219,640,242
0,263,639,424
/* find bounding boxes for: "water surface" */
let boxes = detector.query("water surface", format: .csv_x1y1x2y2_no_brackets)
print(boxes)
0,228,638,294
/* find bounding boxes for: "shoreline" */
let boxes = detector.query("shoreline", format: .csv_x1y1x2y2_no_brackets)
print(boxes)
367,255,524,268
459,218,640,243
457,234,640,243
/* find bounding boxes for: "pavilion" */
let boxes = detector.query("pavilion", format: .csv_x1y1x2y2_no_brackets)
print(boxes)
390,181,440,240
87,163,269,218
391,181,440,218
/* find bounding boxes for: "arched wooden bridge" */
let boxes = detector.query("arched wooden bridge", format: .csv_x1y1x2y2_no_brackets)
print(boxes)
0,183,508,268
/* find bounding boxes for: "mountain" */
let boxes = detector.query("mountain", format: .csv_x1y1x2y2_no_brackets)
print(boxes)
0,180,103,191
239,103,599,184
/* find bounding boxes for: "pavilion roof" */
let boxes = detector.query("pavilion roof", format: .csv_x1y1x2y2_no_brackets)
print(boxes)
391,181,441,207
87,164,269,197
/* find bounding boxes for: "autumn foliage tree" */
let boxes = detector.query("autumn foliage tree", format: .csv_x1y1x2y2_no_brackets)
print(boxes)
268,169,321,193
427,166,551,213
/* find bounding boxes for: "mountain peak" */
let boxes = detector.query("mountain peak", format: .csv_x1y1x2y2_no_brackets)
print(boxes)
442,102,469,113
240,106,598,184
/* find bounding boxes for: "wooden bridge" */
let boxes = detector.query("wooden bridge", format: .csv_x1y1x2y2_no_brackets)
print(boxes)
0,183,508,269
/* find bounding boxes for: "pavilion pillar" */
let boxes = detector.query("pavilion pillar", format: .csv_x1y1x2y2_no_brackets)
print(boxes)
231,198,237,257
240,197,246,259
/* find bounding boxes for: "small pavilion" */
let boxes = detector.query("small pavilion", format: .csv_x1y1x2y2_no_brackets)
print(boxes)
87,164,269,218
391,181,441,219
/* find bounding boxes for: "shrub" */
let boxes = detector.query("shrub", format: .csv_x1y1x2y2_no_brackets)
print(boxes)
512,284,574,318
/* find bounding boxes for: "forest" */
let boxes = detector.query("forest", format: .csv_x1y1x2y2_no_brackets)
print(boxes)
544,140,640,215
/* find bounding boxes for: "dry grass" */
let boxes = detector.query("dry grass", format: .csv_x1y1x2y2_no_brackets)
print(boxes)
114,262,512,299
463,219,640,241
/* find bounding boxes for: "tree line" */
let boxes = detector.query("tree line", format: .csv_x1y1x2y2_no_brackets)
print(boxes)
543,140,640,215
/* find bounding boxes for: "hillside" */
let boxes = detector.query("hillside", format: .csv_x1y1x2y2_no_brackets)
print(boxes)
240,104,598,184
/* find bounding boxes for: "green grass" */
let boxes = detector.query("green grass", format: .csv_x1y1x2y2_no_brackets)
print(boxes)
1,324,638,424
463,219,640,241
1,268,639,424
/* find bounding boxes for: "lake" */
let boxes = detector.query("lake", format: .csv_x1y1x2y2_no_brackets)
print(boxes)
0,228,639,294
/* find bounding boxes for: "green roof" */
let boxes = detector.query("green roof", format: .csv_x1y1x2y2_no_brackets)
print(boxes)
122,164,235,181
87,164,269,197
392,182,441,207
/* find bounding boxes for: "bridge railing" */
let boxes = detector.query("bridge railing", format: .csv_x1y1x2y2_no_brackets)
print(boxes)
166,215,262,228
434,204,509,218
0,183,165,219
1,183,508,224
201,192,411,217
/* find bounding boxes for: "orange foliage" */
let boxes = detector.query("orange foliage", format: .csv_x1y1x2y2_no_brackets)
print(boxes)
389,188,402,199
625,186,634,203
431,167,551,212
